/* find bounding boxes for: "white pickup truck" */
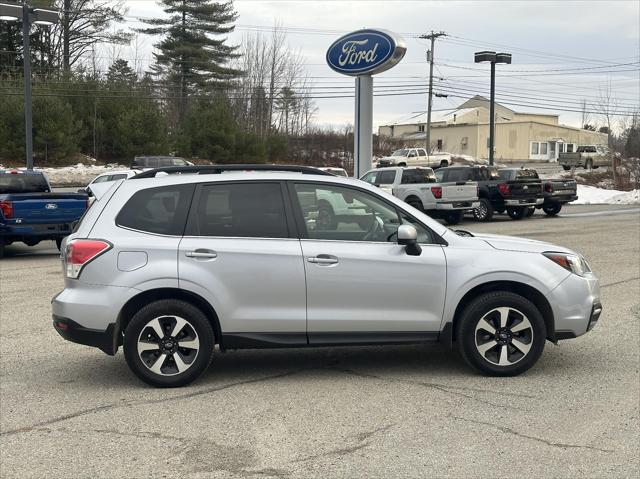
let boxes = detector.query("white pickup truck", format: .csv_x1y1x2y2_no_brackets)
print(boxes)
360,166,479,225
376,148,452,169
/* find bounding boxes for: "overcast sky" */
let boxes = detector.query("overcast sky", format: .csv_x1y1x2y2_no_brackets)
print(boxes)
120,0,639,131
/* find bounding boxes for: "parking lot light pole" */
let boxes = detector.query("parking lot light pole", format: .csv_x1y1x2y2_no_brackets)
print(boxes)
0,2,59,170
474,51,512,165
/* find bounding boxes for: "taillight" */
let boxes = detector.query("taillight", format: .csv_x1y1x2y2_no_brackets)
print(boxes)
431,186,443,199
65,239,111,279
545,183,553,193
0,200,13,219
498,183,510,195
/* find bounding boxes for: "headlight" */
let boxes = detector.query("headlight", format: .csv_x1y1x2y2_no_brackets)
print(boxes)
543,252,591,276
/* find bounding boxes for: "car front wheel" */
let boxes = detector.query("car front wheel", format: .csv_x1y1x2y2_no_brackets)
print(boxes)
457,292,546,376
123,299,215,388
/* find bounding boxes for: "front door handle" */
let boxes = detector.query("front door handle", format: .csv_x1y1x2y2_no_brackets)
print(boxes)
185,249,218,259
307,254,339,265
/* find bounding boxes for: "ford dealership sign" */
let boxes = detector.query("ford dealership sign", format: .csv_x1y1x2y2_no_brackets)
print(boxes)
326,29,406,76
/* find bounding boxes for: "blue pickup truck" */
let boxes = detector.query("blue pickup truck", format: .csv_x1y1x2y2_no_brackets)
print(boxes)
0,169,88,258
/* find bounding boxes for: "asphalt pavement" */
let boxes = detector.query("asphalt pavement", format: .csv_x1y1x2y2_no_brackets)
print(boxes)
1,204,638,478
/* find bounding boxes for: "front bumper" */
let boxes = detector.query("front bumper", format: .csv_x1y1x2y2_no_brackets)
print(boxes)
504,198,544,206
436,201,480,211
53,315,117,355
548,272,602,339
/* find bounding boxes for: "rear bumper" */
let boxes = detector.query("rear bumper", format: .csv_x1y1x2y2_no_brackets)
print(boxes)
504,198,544,206
436,201,480,211
543,194,578,205
1,222,74,240
53,315,117,355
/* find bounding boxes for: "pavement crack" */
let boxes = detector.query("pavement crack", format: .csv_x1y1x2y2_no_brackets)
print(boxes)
0,368,309,437
600,276,640,289
294,423,394,464
448,415,613,453
331,367,529,410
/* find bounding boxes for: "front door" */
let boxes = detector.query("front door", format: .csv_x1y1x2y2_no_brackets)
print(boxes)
290,182,447,343
178,181,306,339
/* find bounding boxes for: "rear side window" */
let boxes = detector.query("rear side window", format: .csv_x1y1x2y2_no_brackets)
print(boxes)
401,169,435,184
187,182,288,238
0,172,49,193
116,184,194,235
516,169,539,179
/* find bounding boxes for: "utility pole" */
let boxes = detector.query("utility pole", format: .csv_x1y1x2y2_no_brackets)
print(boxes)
419,31,446,154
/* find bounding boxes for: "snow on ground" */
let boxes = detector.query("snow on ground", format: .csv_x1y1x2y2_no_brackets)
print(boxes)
39,163,127,187
572,185,640,205
450,154,489,165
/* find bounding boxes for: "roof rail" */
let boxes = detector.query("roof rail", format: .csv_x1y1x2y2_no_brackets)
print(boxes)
131,164,335,179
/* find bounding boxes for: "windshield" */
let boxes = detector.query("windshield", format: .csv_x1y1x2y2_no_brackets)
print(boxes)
0,173,49,193
391,149,408,157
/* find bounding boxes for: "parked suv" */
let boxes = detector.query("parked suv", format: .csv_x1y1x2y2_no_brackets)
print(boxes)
53,165,601,387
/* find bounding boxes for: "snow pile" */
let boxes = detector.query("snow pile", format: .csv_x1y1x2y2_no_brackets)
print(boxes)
39,163,127,187
572,185,640,205
450,154,489,165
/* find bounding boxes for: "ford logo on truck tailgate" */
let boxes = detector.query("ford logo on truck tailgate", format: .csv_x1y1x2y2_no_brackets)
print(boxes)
45,203,58,210
326,29,406,76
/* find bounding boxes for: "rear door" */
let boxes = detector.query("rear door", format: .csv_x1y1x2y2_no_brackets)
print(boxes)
178,181,307,339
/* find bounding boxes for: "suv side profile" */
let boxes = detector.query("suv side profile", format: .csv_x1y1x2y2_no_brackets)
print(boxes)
52,166,601,387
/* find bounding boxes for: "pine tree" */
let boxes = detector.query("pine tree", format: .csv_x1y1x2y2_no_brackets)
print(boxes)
139,0,241,119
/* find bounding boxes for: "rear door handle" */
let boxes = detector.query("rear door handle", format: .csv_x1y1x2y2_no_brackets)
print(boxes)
307,255,339,265
185,249,217,259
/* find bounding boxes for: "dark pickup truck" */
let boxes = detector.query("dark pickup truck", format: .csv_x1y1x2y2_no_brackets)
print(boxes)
499,169,577,217
436,165,543,221
0,169,88,258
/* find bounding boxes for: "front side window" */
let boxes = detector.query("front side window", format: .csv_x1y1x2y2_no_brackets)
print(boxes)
188,182,288,238
116,184,193,235
92,175,110,184
391,149,408,157
294,183,401,243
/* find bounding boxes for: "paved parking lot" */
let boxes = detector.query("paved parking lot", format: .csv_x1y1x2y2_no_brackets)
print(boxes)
1,204,639,478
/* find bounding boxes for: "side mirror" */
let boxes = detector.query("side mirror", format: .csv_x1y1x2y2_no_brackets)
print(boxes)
397,225,422,256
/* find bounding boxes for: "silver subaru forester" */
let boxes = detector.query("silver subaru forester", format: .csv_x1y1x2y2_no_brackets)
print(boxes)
52,165,601,387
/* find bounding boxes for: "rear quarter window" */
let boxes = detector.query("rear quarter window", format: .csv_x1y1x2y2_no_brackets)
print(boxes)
116,184,194,235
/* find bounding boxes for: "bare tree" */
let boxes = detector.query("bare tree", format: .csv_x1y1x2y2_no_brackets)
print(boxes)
596,79,619,181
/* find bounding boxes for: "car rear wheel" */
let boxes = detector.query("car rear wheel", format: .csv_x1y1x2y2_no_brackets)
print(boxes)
407,198,424,212
0,240,4,259
443,211,462,225
562,165,571,171
473,198,493,222
507,206,526,220
123,299,215,388
55,238,63,251
457,292,546,376
543,203,562,216
525,207,535,217
439,160,449,169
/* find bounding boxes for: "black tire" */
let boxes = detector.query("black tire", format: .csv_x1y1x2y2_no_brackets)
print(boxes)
525,207,535,217
407,198,424,212
457,291,546,376
562,165,571,171
543,203,562,216
317,201,337,230
507,206,526,220
0,240,4,259
473,198,494,222
494,207,505,215
55,238,63,251
123,299,215,388
439,160,449,169
398,162,407,167
443,210,462,225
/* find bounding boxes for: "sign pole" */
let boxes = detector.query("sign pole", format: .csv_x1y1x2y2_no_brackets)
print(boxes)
354,75,373,178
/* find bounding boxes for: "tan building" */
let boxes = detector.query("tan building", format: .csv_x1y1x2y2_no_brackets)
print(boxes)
378,96,608,163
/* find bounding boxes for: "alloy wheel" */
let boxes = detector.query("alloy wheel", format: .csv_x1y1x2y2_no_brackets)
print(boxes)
137,316,200,376
475,202,487,220
474,307,533,366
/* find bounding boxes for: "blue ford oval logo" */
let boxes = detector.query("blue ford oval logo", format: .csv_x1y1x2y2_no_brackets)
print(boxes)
45,203,58,209
327,29,406,76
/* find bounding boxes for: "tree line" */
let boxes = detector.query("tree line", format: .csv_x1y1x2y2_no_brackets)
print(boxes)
0,0,354,167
